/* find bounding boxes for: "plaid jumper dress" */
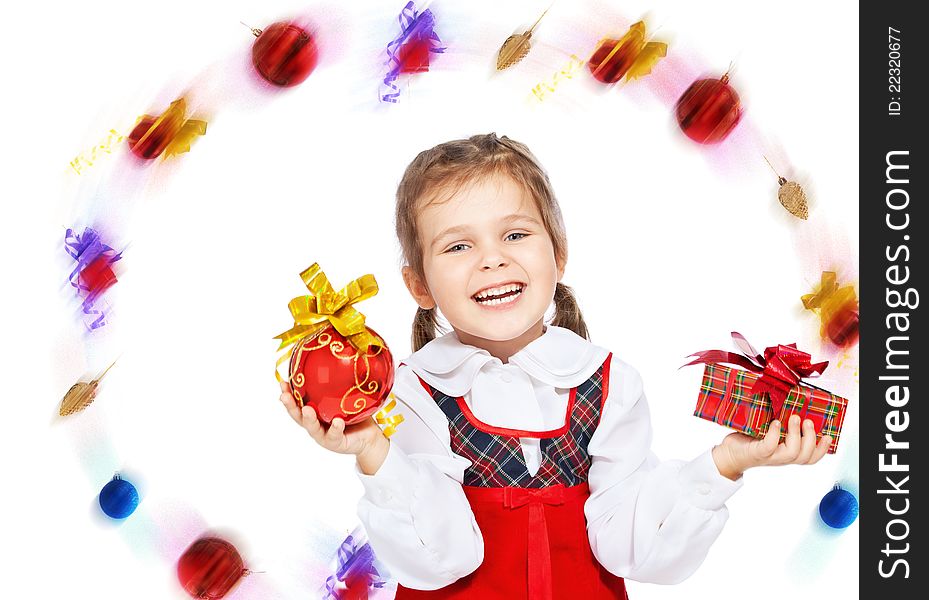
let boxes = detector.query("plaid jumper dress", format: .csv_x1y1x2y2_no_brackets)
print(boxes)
395,354,628,600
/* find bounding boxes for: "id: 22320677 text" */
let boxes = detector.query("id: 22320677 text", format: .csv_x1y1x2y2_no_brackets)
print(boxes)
888,27,902,115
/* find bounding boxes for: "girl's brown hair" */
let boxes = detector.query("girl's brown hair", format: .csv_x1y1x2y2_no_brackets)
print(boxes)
396,133,589,351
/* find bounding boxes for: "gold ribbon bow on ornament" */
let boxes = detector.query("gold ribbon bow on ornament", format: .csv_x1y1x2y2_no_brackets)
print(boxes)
274,263,383,381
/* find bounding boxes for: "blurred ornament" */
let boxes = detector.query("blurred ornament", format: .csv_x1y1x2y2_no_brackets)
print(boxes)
381,1,445,102
247,21,319,87
675,72,742,144
819,484,859,529
374,394,404,438
59,360,117,417
65,227,123,330
98,474,139,519
275,264,394,425
802,272,859,348
177,536,247,599
763,156,809,219
496,6,550,71
587,21,667,84
324,528,387,600
127,98,207,160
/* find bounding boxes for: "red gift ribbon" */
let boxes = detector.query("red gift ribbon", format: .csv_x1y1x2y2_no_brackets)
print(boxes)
683,332,829,415
502,485,566,600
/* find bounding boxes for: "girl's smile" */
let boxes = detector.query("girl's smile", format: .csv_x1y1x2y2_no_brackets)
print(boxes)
471,281,525,308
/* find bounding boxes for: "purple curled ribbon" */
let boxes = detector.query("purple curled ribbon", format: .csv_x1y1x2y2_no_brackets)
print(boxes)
323,534,385,599
65,227,123,330
381,1,446,103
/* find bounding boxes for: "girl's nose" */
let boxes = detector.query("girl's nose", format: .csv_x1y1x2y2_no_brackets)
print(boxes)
481,254,509,270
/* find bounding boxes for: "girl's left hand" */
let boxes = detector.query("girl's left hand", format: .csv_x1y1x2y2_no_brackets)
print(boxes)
711,414,832,481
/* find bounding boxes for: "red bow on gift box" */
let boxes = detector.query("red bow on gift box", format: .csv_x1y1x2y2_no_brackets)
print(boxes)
683,332,829,415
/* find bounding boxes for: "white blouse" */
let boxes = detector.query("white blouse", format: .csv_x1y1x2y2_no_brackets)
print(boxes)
356,326,742,590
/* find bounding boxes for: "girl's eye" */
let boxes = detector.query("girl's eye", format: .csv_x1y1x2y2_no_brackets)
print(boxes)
506,232,528,241
445,243,469,253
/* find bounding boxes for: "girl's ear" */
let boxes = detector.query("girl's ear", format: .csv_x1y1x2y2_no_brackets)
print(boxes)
402,266,437,310
556,255,566,282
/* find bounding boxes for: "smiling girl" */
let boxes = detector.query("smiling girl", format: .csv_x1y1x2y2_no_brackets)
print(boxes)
280,133,831,599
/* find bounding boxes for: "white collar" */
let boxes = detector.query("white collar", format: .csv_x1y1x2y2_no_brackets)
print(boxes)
402,326,609,396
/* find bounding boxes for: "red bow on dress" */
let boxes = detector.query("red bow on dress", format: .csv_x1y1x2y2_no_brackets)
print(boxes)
502,485,566,600
683,332,829,415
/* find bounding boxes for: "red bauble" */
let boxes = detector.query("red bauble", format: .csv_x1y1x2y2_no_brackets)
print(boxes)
288,325,394,425
587,38,638,84
397,37,432,74
675,74,742,144
252,22,319,87
127,115,177,160
177,537,246,600
826,305,860,348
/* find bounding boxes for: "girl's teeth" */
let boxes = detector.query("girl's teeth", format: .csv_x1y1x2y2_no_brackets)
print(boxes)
476,284,522,299
477,289,521,305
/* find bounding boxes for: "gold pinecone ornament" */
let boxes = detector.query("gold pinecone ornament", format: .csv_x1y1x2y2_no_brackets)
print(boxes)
496,7,550,71
764,156,809,220
777,177,809,220
58,360,116,417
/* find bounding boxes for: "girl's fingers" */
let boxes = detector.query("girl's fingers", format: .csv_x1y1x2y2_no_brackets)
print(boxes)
325,418,346,448
301,405,325,442
280,380,290,394
756,420,781,459
777,415,802,463
280,392,302,424
794,419,818,464
808,434,833,464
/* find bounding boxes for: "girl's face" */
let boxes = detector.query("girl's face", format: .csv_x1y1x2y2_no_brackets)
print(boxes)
404,173,565,352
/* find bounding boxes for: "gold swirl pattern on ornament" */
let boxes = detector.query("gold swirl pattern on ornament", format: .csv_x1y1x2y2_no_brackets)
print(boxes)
329,340,351,358
340,351,380,416
303,332,332,352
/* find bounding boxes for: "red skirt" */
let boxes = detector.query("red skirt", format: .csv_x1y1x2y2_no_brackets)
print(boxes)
395,482,628,600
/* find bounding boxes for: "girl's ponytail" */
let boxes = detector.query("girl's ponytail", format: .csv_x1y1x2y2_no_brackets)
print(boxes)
551,282,589,340
412,306,440,351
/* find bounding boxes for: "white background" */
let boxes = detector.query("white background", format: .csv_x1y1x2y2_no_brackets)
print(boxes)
3,0,858,598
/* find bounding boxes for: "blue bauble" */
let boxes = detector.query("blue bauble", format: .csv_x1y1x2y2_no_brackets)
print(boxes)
819,485,858,529
98,475,139,519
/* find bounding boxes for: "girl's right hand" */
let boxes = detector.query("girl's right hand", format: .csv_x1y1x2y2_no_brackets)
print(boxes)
279,380,387,460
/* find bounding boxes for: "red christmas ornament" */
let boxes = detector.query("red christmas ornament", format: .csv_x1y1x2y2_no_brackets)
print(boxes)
587,38,638,84
251,22,319,87
127,116,172,160
289,324,394,425
825,305,860,347
675,73,742,144
177,536,246,600
79,254,118,298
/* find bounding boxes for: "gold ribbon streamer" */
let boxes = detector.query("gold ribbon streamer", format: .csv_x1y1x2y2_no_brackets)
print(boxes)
274,263,382,382
375,394,405,437
70,129,126,174
531,54,585,101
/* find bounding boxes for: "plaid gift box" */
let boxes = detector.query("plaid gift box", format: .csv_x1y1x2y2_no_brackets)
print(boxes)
695,363,847,454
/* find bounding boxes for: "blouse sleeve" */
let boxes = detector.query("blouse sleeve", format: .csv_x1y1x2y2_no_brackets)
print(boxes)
584,358,743,584
356,365,484,590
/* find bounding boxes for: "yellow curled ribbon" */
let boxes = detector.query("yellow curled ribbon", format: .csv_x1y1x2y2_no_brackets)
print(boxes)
375,394,405,438
274,263,382,382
